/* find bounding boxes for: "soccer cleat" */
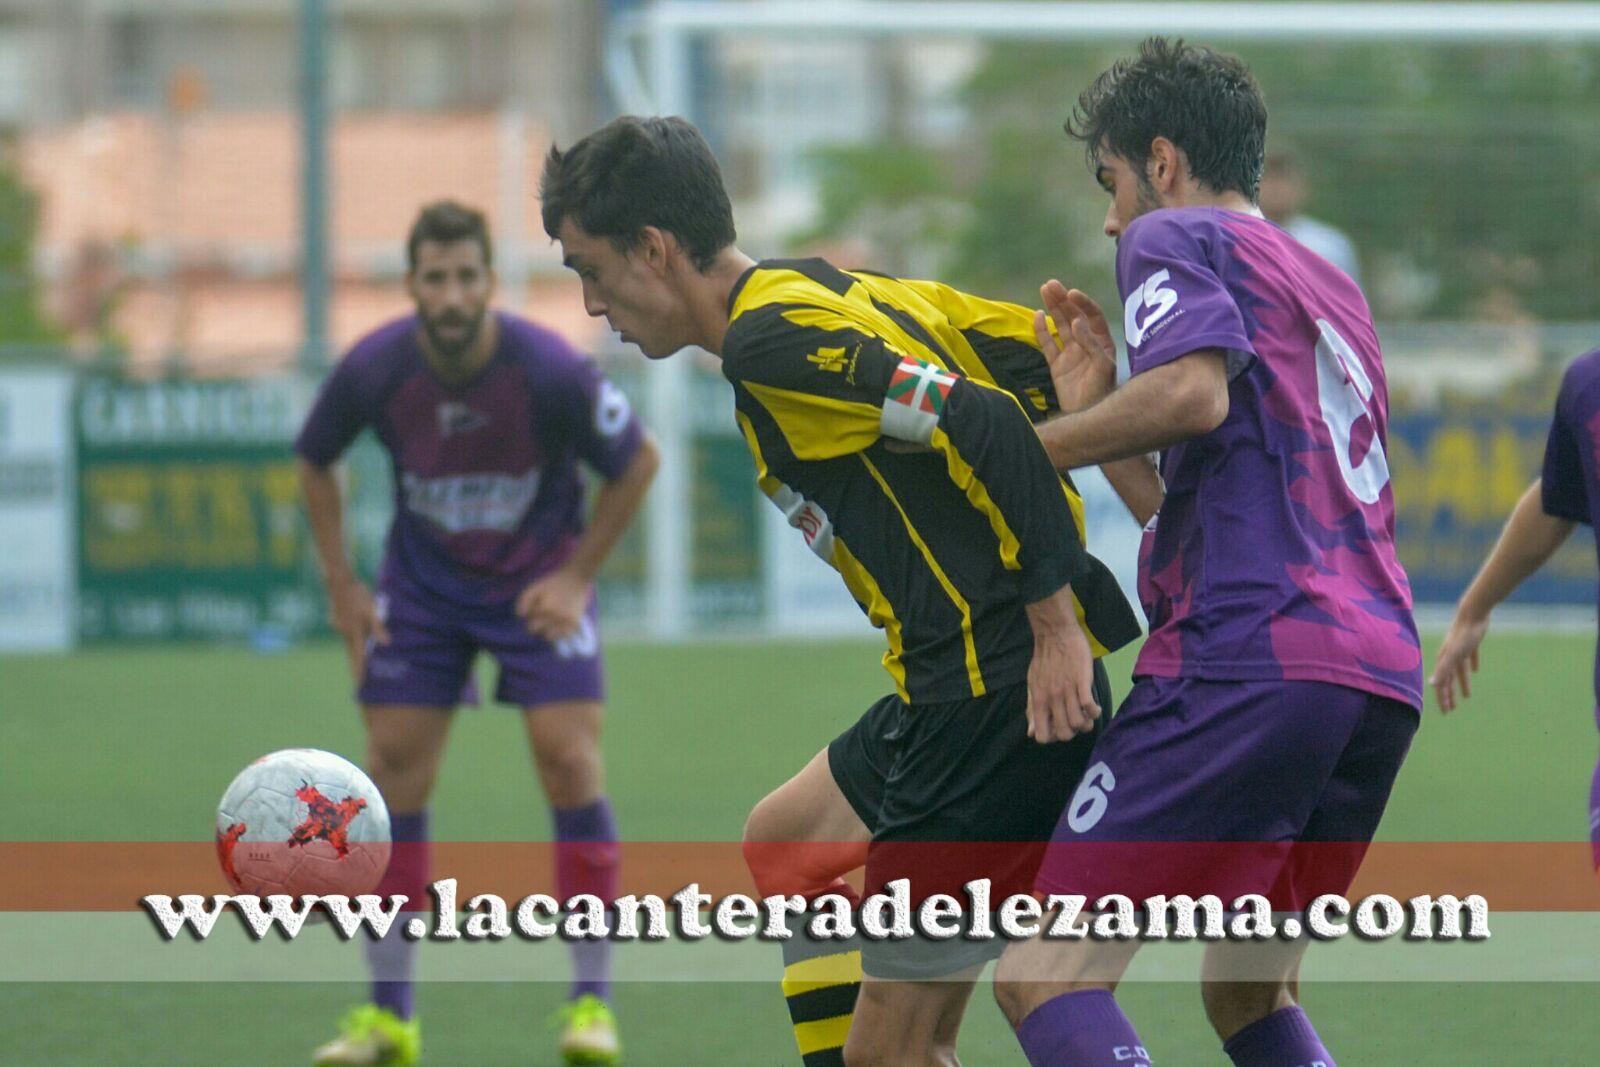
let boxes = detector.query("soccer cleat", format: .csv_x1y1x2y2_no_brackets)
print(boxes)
554,994,622,1065
311,1004,421,1066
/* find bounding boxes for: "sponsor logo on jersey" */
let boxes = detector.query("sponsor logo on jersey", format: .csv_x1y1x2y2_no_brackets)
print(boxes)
807,346,850,373
769,482,835,562
1124,269,1180,348
401,468,541,534
437,401,491,439
881,357,959,444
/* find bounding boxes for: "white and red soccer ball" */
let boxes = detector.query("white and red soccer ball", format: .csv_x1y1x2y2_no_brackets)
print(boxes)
215,749,391,897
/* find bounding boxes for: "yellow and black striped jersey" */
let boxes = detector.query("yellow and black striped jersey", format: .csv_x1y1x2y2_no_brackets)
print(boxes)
722,258,1139,704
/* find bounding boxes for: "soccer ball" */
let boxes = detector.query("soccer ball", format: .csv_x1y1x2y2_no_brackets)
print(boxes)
215,748,391,897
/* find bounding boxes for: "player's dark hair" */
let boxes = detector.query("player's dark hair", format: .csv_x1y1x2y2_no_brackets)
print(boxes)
540,115,736,272
407,200,493,271
1066,37,1267,201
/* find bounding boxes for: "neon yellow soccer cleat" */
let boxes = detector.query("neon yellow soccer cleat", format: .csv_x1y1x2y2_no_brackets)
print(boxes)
555,994,622,1065
312,1004,421,1067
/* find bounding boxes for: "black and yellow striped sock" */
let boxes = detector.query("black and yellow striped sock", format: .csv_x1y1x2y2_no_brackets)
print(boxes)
781,936,863,1066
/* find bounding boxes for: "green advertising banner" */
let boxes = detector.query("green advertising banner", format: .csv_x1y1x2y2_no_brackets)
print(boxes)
75,375,320,641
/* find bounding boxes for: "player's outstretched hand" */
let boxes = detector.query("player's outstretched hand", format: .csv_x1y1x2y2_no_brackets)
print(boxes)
1024,590,1102,744
1430,612,1489,713
329,576,388,682
1034,280,1118,414
516,567,591,643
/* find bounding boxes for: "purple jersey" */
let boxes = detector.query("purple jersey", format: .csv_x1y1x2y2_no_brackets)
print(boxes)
294,312,643,606
1117,207,1422,708
1541,348,1600,701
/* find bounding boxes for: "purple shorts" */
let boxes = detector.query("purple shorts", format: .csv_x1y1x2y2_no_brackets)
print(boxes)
358,583,605,710
1033,676,1418,909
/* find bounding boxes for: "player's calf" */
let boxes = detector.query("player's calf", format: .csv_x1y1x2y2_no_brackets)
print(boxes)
994,935,1148,1067
743,750,872,1067
1199,980,1297,1041
992,931,1135,1028
843,977,974,1067
523,703,619,1015
524,700,605,808
361,704,453,813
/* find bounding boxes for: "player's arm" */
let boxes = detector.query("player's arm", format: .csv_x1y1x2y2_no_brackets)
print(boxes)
1038,211,1247,472
1031,279,1167,525
1098,455,1166,529
563,436,659,583
910,351,1108,740
912,274,1168,524
294,361,386,681
1432,483,1577,712
516,360,657,641
517,436,659,642
1436,376,1591,711
1036,349,1229,469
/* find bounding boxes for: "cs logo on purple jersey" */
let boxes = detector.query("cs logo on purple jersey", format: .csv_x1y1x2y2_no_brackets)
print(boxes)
595,380,632,439
1124,269,1179,348
437,401,491,439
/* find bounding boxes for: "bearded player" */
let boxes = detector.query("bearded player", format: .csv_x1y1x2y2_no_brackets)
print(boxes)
296,201,657,1066
992,39,1423,1066
1433,345,1600,884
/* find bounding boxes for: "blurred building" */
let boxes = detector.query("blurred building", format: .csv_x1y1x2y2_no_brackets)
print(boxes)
711,32,981,250
0,0,609,370
0,0,599,132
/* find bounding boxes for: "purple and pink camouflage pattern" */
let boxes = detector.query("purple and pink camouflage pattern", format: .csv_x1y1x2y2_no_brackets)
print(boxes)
294,312,644,608
1117,207,1422,709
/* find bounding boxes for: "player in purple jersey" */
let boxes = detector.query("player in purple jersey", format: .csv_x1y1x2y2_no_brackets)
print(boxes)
1434,347,1600,877
295,202,657,1067
990,40,1423,1067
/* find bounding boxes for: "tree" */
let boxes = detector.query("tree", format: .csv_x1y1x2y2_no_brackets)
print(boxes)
0,156,61,350
797,40,1600,323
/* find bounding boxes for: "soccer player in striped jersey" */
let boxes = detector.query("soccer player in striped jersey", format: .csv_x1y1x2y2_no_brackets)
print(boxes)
296,202,656,1066
1433,346,1600,881
991,39,1423,1067
542,116,1139,1067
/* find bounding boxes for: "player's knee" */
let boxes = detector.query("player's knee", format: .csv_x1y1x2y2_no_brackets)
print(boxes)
994,938,1115,1028
843,1008,955,1067
842,1044,947,1067
991,946,1036,1028
532,735,600,806
841,1029,916,1067
741,794,849,897
1200,980,1290,1039
991,971,1034,1031
365,737,440,800
741,797,792,895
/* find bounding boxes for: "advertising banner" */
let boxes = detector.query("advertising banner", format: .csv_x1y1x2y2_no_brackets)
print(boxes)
0,368,75,651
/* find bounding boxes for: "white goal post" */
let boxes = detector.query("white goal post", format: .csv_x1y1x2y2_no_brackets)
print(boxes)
604,1,1600,638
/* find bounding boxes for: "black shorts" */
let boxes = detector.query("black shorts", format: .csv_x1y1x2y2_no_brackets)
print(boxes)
827,659,1113,979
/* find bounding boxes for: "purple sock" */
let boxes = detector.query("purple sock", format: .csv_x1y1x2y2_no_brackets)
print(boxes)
1016,989,1151,1067
1223,1006,1334,1067
554,798,620,1002
367,810,429,1021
